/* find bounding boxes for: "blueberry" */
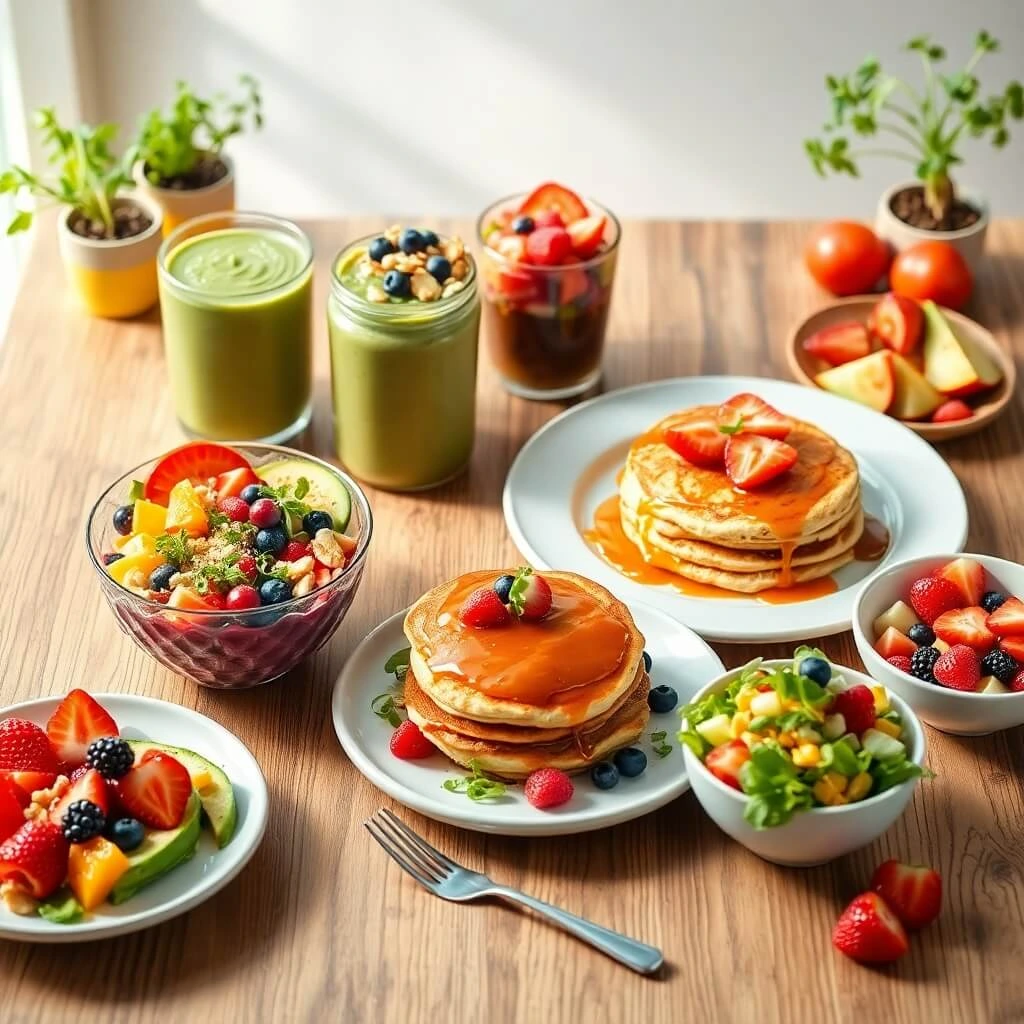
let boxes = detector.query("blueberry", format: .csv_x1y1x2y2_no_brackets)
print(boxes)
106,817,145,853
494,574,516,604
419,229,439,246
907,623,936,647
240,484,263,505
642,650,653,673
149,563,176,592
303,510,334,536
590,761,620,790
799,656,831,685
368,236,396,262
102,552,123,566
254,526,288,556
259,578,293,605
383,270,411,298
398,228,425,254
648,685,678,714
512,215,535,235
613,747,647,778
426,255,451,284
112,505,133,536
982,591,1008,614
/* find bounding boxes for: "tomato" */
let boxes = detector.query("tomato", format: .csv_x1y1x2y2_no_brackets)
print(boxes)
704,739,751,791
804,221,891,296
868,293,924,355
890,241,973,311
145,442,251,505
518,182,588,225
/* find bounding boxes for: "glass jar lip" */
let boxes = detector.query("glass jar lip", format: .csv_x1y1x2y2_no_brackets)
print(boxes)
476,192,622,272
158,210,314,301
85,442,373,618
329,231,478,321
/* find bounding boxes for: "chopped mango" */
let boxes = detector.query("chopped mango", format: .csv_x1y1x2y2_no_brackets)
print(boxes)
118,533,157,557
190,769,213,792
133,499,167,537
735,687,754,712
107,552,164,586
824,770,848,794
167,587,210,611
729,712,751,738
166,480,208,537
873,717,902,739
68,837,130,909
870,685,890,714
792,743,821,768
846,771,873,803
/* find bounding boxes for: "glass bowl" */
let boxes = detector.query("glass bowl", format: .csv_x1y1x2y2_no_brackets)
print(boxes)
86,444,373,689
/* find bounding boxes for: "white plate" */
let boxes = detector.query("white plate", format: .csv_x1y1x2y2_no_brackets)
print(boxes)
0,694,268,943
503,376,968,643
332,602,724,836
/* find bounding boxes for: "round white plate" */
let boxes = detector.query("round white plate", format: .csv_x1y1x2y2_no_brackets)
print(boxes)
332,601,724,836
503,376,968,643
0,694,268,943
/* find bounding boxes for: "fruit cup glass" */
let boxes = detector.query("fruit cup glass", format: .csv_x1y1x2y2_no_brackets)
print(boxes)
86,445,372,689
477,195,620,400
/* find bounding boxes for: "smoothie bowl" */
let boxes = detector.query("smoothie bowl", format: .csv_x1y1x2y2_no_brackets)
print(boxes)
87,442,372,688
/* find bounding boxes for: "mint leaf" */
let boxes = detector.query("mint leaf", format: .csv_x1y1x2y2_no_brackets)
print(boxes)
384,647,411,681
443,759,507,801
370,692,403,728
37,890,84,924
718,416,745,436
507,566,533,617
294,477,310,501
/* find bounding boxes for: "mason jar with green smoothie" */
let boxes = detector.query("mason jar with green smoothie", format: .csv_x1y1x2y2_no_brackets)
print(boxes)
327,227,479,490
158,212,313,442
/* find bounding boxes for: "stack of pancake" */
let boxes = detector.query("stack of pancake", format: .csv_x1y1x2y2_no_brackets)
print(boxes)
619,407,863,593
403,570,649,779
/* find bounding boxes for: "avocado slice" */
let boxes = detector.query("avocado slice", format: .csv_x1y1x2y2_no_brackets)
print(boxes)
127,740,237,848
109,791,202,905
257,457,352,532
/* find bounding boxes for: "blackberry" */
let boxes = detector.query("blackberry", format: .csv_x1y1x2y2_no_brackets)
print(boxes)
910,645,941,683
85,736,134,779
981,648,1018,683
981,591,1008,614
907,623,936,647
62,800,106,843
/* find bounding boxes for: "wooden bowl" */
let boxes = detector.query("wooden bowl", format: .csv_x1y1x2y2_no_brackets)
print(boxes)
786,296,1015,442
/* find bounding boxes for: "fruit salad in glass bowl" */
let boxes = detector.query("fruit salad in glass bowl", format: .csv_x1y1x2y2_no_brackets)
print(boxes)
87,442,372,688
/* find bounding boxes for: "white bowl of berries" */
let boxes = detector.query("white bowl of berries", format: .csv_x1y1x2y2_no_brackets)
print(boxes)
852,553,1024,736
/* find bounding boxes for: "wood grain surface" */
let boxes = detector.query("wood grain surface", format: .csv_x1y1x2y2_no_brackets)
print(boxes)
1,217,1022,1024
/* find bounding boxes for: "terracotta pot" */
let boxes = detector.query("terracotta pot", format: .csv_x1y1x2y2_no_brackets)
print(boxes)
133,152,235,237
875,180,989,273
58,194,163,319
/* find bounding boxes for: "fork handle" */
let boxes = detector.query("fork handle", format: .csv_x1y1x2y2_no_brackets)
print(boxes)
487,885,664,975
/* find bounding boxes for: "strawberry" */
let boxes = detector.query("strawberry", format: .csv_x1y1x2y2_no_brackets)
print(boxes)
874,627,917,660
116,752,192,830
0,820,69,899
886,655,913,673
509,568,553,622
0,718,59,773
517,182,588,225
832,892,909,964
459,589,511,629
532,209,566,229
871,860,942,929
0,770,56,797
215,466,260,501
932,644,981,692
1011,668,1024,693
524,768,574,809
217,495,251,523
934,557,985,606
283,540,311,562
566,215,606,259
704,739,750,790
1000,637,1024,663
932,400,973,423
717,393,793,439
664,418,728,468
908,575,962,625
831,685,877,735
46,689,119,768
932,606,995,653
0,778,27,842
237,554,258,581
525,226,573,266
389,721,436,760
802,321,871,367
48,768,109,825
986,596,1024,638
724,434,798,489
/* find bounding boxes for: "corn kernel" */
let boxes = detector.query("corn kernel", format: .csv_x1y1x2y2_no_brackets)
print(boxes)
870,685,890,714
778,731,796,749
824,770,849,794
813,779,836,804
791,743,821,768
736,688,754,711
829,794,848,806
729,712,751,738
873,717,901,739
847,771,873,802
740,731,759,748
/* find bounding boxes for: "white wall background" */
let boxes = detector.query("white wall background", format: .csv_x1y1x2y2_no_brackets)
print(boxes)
48,0,1024,218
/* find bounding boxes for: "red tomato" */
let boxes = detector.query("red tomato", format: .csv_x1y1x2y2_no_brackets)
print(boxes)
890,241,973,311
704,739,751,791
145,442,250,505
804,221,891,296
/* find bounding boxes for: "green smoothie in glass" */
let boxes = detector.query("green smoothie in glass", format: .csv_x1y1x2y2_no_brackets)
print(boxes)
328,227,479,490
158,212,313,442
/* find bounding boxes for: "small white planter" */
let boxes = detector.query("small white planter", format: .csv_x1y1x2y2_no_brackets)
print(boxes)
875,180,989,273
133,151,235,237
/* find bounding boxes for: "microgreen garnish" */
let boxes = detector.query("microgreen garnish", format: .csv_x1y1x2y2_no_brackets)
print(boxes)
650,730,672,758
253,551,289,580
384,647,412,683
155,529,191,567
718,416,745,436
128,480,145,502
371,691,404,728
194,557,247,595
259,479,311,521
507,566,533,617
206,507,230,530
443,759,507,802
219,521,256,546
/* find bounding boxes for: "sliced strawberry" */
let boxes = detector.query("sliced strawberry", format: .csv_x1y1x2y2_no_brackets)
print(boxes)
0,718,59,773
705,739,750,790
724,434,798,490
932,400,973,423
0,770,57,797
802,321,871,367
664,418,727,468
509,568,553,622
832,892,909,964
517,182,588,225
215,466,260,501
987,596,1024,638
48,768,109,825
116,752,192,830
717,393,793,439
145,442,250,505
0,820,69,899
872,860,942,929
46,689,119,768
869,293,924,356
0,778,27,842
874,627,917,660
1000,637,1024,662
932,644,981,692
566,215,606,259
932,606,995,653
934,557,985,607
525,227,573,266
459,589,511,629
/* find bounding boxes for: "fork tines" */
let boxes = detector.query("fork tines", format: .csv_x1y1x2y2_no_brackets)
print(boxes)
364,808,456,890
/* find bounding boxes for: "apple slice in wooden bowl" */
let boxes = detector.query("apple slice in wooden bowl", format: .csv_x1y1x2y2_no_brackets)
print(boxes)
787,295,1015,442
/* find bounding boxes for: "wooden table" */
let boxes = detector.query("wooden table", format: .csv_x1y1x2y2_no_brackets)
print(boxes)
2,217,1023,1024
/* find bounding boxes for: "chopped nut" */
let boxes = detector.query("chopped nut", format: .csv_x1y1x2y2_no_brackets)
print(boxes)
311,528,348,569
442,237,465,262
441,280,466,298
193,483,217,509
169,571,191,590
367,284,389,303
123,568,147,589
0,881,38,916
292,572,315,598
410,269,442,302
27,775,69,820
396,257,418,274
284,555,315,582
381,253,399,270
451,258,468,281
425,245,440,256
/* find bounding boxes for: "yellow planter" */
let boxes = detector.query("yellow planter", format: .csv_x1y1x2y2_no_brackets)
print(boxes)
58,195,162,319
133,153,236,237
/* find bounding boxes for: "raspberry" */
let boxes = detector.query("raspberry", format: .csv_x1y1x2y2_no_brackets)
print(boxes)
524,768,574,809
933,644,980,692
217,496,250,523
830,684,877,735
459,588,511,629
389,721,435,760
886,655,912,673
908,576,962,626
237,554,258,581
283,540,311,562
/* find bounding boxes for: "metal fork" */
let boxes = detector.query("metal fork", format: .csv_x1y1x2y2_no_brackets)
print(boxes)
365,808,664,975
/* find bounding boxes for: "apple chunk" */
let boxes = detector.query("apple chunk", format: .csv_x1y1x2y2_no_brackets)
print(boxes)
872,599,920,639
889,353,943,420
815,350,894,412
922,300,1002,397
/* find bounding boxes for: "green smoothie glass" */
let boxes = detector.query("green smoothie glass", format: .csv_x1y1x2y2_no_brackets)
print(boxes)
158,212,313,442
327,231,479,490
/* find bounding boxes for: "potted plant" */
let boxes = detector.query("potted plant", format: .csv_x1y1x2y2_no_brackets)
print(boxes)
132,75,263,235
0,108,163,319
805,30,1023,270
